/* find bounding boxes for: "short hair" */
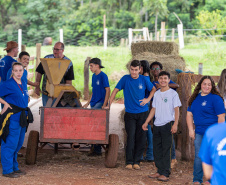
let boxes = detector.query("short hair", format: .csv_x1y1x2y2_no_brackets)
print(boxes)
158,71,170,79
130,60,140,68
55,42,64,50
12,62,23,70
6,48,13,53
19,51,30,59
140,60,150,74
150,61,163,70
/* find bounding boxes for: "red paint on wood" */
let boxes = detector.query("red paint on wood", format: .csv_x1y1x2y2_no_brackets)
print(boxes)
42,108,107,141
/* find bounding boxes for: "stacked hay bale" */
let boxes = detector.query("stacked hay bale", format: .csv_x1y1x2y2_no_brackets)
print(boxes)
128,41,186,82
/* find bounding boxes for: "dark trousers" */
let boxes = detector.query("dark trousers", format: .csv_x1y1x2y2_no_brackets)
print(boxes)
153,121,173,177
124,111,148,165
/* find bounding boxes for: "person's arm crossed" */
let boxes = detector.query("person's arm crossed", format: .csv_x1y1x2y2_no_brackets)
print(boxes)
102,87,110,109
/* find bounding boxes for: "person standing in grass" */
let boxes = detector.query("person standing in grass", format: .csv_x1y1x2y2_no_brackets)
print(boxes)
142,71,181,182
83,58,110,156
104,60,156,170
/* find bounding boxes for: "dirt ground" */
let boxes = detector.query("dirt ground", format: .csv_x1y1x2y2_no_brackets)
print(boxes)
0,147,196,185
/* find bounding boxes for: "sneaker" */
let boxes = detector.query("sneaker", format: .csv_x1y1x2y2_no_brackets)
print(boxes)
171,159,177,168
3,172,20,178
133,164,140,170
125,164,133,170
14,170,26,175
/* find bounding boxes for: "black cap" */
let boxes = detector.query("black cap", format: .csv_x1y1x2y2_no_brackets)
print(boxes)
89,58,104,68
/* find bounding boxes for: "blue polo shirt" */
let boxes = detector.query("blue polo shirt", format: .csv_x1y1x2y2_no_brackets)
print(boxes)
116,74,154,114
0,78,29,121
187,93,225,135
199,123,226,185
7,68,28,84
0,56,17,82
90,71,109,107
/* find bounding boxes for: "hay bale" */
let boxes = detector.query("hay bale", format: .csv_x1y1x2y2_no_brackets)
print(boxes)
131,41,179,56
127,52,186,82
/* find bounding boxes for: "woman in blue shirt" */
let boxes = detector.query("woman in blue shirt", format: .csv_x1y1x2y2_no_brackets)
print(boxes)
186,76,225,185
0,62,30,178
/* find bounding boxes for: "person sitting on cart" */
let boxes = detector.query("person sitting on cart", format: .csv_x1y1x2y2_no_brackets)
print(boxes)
83,57,110,156
104,60,156,170
0,62,33,178
34,41,78,107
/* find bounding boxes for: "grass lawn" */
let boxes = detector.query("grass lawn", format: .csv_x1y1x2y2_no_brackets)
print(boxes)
0,41,225,99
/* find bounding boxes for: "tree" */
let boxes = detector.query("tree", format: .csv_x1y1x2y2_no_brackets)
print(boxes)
143,0,168,40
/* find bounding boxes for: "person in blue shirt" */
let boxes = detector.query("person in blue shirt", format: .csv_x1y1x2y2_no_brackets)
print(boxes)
0,41,18,83
0,62,31,178
139,60,154,162
187,76,225,185
150,61,179,167
83,58,110,156
199,122,226,185
104,60,156,170
7,51,39,87
0,41,18,109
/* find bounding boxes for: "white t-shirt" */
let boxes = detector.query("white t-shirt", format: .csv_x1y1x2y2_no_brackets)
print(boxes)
152,88,182,126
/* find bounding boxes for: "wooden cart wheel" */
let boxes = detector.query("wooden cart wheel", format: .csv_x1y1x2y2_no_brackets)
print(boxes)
104,134,119,168
25,130,39,165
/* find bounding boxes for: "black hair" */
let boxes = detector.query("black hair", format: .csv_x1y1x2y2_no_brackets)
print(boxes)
19,51,30,59
150,61,163,70
12,62,23,69
158,71,170,79
130,60,140,68
140,60,150,74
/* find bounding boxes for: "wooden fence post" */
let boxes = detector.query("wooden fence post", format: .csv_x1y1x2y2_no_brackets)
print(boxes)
35,43,41,80
22,45,26,51
84,57,91,100
172,28,175,41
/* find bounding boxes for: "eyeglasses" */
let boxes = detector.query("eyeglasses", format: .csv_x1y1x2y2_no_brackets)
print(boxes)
52,48,62,51
151,67,160,71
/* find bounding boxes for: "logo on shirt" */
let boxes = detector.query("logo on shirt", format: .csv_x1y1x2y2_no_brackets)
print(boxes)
164,98,168,103
202,101,207,106
217,137,226,156
138,84,143,89
96,80,100,85
0,59,5,67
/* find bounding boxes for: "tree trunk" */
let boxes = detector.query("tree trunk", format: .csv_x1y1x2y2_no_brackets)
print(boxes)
155,12,158,41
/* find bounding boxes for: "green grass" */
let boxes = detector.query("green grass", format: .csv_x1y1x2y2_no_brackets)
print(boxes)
0,42,225,99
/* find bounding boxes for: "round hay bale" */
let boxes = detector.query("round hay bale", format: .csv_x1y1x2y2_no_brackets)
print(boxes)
131,41,179,56
126,52,186,82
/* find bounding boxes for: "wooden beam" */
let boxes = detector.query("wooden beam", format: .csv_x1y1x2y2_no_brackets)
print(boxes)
84,57,91,100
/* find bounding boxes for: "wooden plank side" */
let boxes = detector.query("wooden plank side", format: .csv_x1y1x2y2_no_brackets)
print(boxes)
42,108,108,141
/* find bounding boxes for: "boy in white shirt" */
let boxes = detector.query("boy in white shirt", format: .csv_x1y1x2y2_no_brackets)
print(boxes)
142,71,181,182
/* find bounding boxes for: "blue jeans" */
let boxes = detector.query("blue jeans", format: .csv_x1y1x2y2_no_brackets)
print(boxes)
171,138,176,159
1,120,26,174
193,133,203,183
91,102,103,154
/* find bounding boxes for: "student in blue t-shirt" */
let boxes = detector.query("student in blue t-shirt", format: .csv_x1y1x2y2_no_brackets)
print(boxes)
104,60,156,170
83,58,110,156
0,62,31,178
150,61,179,167
7,51,39,87
199,122,226,185
0,41,18,109
139,60,154,162
187,76,225,185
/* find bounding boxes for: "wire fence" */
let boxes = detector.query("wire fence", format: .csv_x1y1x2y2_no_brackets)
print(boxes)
0,28,226,48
